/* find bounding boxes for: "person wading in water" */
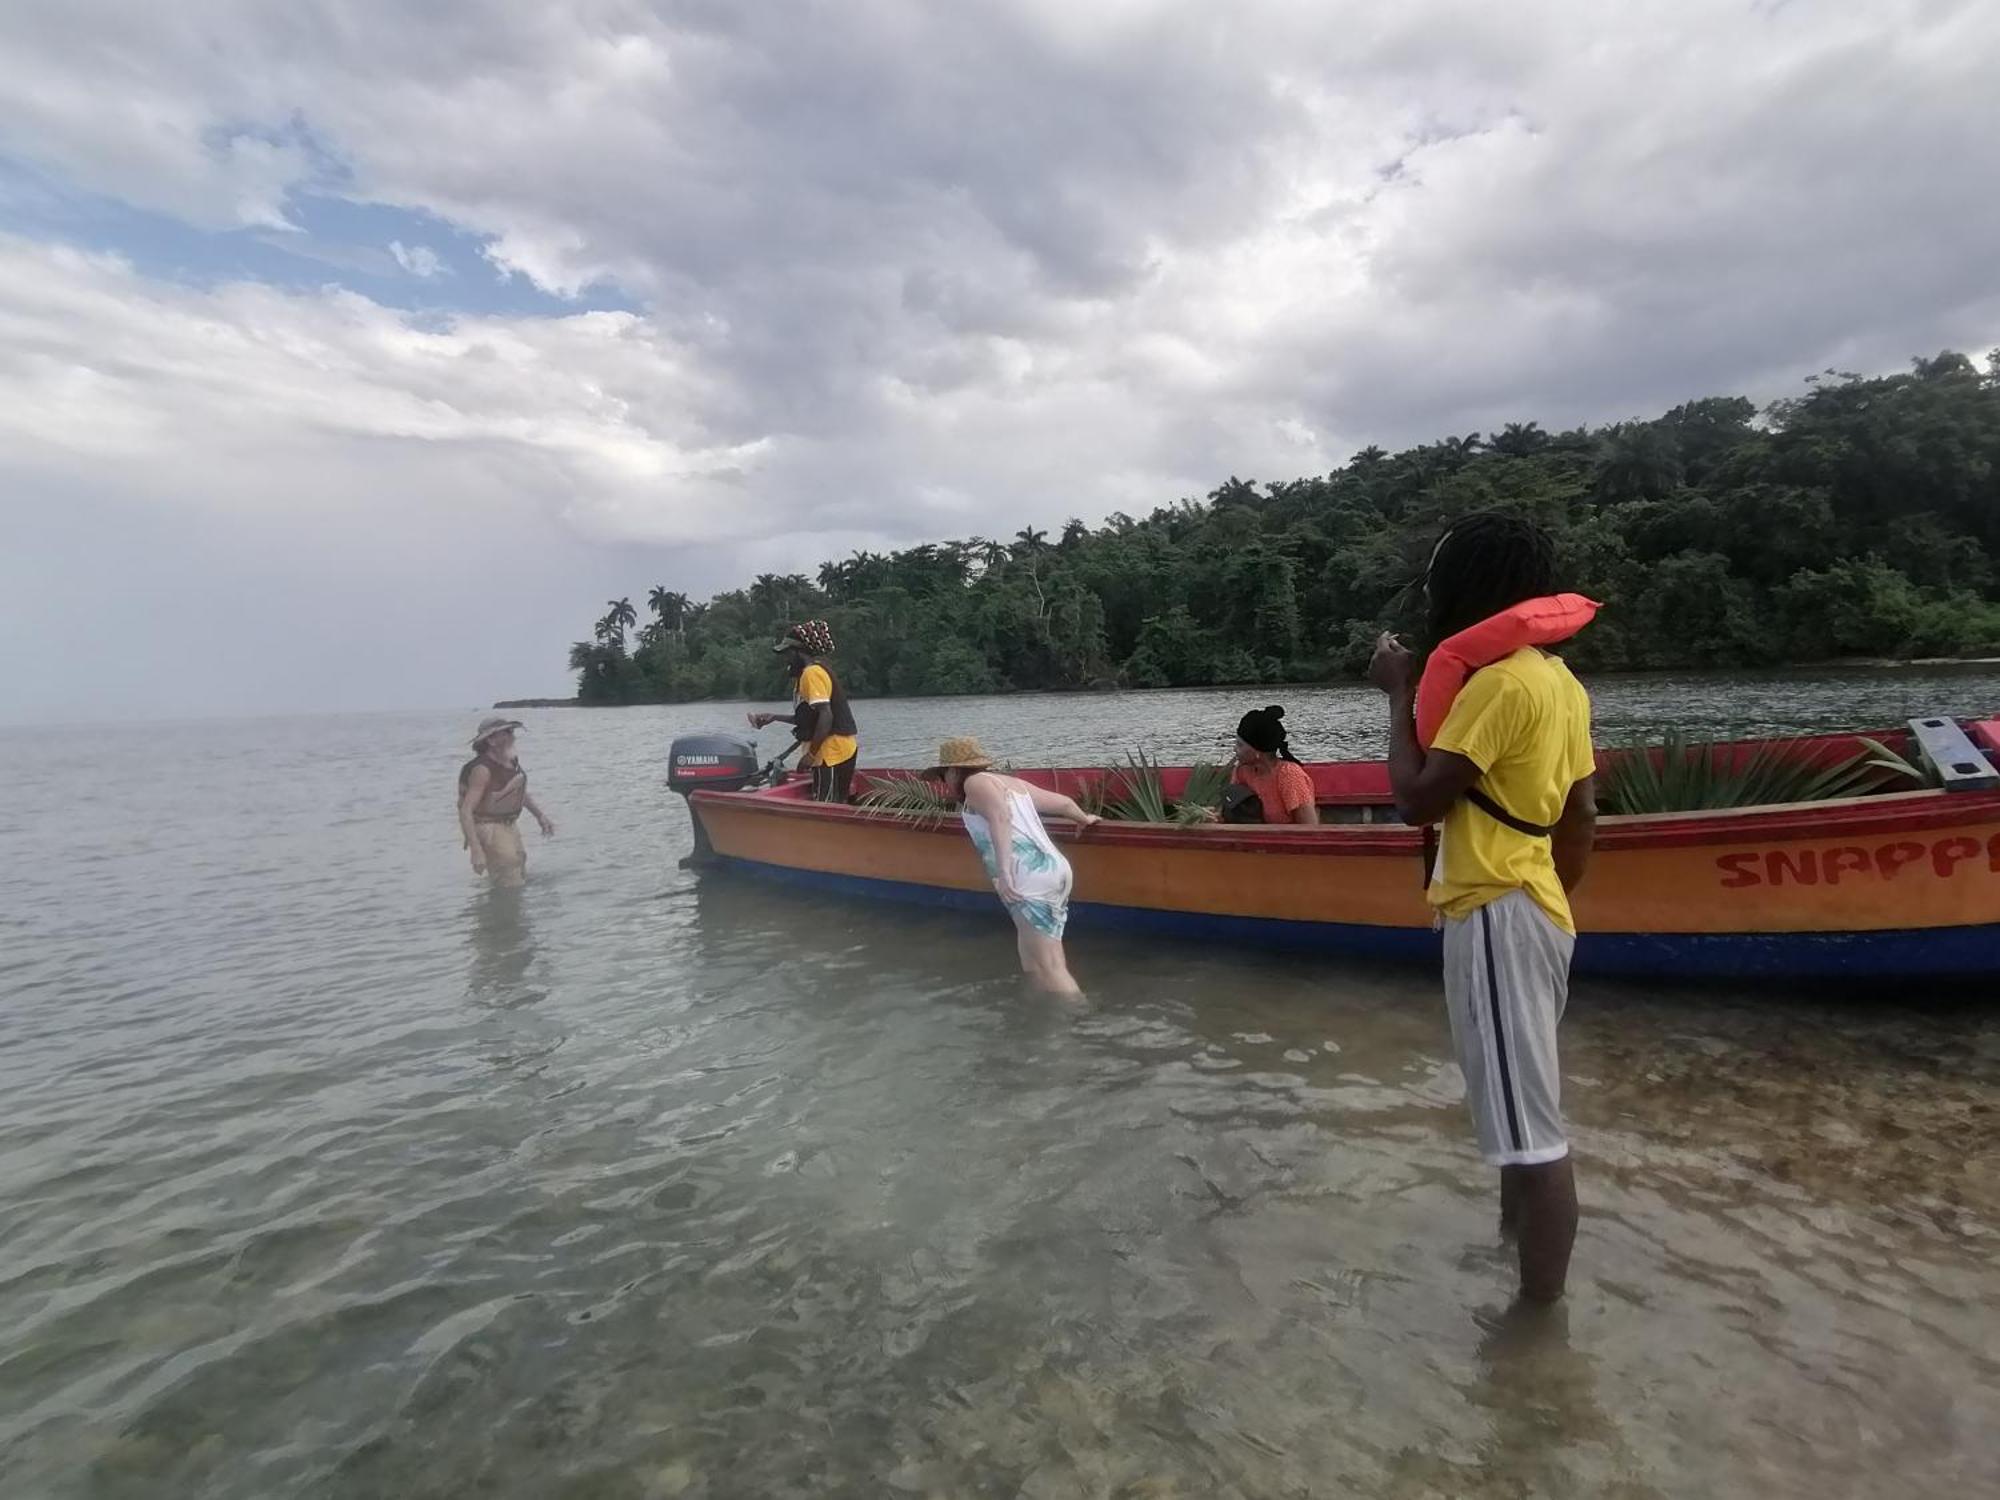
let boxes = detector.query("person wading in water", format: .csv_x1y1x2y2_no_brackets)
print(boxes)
1368,513,1597,1304
458,718,557,888
749,620,860,803
924,737,1099,996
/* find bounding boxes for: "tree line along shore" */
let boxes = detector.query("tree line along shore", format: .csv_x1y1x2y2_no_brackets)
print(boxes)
552,352,2000,707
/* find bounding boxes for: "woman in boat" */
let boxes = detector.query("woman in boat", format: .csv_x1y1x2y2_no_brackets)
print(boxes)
1228,705,1320,825
1368,511,1596,1305
926,737,1100,996
458,718,557,887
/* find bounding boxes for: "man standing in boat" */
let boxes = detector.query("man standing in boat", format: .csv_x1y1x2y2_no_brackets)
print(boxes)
1368,513,1598,1305
749,620,860,803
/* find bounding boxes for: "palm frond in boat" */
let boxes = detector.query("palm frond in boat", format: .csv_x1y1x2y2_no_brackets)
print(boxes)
1174,760,1234,825
1599,731,1922,815
857,775,957,825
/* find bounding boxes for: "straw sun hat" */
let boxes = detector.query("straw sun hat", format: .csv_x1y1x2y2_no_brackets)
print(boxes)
926,736,994,777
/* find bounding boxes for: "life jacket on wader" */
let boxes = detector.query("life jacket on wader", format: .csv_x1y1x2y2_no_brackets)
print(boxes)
1414,594,1599,884
459,753,527,822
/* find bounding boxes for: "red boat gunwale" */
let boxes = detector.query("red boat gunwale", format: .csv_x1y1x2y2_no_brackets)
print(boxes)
690,724,2000,855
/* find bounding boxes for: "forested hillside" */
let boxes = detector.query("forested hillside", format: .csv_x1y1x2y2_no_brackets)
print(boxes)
568,352,2000,703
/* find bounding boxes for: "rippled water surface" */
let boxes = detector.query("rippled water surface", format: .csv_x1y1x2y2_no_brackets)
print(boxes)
5,668,1999,1498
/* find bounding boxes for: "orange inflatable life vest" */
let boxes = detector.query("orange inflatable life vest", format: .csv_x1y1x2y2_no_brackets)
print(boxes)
1414,594,1600,747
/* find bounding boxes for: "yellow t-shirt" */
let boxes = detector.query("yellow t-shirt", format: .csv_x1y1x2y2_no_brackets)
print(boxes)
795,663,857,768
1428,648,1594,933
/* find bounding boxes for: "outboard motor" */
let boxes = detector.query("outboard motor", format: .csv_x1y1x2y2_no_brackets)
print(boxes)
668,734,762,865
668,734,761,795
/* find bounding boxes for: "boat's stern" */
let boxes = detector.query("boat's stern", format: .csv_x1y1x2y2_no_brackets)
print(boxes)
668,734,769,863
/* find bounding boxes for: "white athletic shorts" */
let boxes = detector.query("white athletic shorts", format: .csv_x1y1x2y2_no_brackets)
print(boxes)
1440,889,1574,1167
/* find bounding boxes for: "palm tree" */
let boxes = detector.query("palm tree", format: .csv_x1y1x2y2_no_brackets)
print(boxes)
749,573,789,622
1594,425,1683,502
1012,526,1049,557
1209,476,1259,509
646,586,689,634
567,641,596,672
1487,421,1549,458
605,597,637,635
1350,444,1387,471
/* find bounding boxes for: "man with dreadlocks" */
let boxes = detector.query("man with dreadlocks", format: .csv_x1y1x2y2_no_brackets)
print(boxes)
1368,512,1598,1305
750,619,861,802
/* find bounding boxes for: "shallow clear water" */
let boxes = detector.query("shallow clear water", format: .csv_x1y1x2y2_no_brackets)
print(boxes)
4,667,1998,1498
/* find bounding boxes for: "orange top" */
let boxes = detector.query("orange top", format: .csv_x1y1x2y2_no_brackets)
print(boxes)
1234,759,1315,824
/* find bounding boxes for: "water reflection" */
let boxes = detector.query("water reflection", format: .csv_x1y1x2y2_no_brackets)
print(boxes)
1466,1301,1652,1498
464,883,544,1009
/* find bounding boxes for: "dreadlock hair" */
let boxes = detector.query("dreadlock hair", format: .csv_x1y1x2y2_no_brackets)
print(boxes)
1423,512,1559,644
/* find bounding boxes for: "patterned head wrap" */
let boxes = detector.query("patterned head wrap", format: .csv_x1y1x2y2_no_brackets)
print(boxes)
775,619,835,655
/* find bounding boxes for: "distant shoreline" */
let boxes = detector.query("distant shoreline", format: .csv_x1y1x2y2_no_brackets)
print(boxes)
495,655,2000,711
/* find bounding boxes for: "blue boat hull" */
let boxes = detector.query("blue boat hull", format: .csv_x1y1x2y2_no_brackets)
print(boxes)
714,855,2000,982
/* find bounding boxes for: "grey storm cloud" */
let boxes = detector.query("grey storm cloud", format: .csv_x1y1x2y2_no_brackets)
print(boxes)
1,0,1997,720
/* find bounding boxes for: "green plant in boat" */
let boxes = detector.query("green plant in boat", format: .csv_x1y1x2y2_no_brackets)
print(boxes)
1102,750,1172,822
1174,759,1234,825
1598,731,1923,815
857,774,957,826
1100,750,1234,824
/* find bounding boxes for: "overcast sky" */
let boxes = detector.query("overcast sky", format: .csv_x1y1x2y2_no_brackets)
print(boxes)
3,1,1997,723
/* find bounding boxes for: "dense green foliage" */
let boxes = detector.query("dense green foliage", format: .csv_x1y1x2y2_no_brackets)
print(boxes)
570,352,2000,704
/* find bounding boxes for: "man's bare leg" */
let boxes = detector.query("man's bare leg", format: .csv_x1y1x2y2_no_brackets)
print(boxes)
1499,1167,1523,1237
1504,1157,1577,1303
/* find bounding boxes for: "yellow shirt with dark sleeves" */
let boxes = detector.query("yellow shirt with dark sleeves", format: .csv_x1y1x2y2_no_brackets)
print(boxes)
795,663,857,768
1428,648,1594,934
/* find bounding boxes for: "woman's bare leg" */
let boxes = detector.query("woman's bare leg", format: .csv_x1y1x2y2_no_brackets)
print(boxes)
1012,920,1081,995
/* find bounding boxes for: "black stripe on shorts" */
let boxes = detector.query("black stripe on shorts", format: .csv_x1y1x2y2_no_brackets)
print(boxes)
1481,905,1526,1154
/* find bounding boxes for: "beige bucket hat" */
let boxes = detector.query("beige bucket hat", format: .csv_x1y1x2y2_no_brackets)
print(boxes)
473,716,524,748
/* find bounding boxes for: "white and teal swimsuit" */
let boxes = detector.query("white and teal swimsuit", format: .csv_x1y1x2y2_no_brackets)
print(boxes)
962,784,1073,938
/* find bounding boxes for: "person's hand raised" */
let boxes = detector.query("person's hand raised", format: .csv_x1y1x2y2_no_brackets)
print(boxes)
1367,631,1415,694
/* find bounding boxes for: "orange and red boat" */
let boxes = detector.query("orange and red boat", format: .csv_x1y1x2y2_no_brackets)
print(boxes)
670,723,2000,978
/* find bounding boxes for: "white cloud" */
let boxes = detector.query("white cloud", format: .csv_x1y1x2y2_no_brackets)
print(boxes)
389,239,445,278
0,1,1998,718
0,238,790,541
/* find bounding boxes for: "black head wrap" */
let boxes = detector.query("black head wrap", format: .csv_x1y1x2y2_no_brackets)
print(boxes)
1236,704,1301,762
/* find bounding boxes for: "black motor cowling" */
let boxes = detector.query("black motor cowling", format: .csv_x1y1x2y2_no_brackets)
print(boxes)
668,734,760,795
